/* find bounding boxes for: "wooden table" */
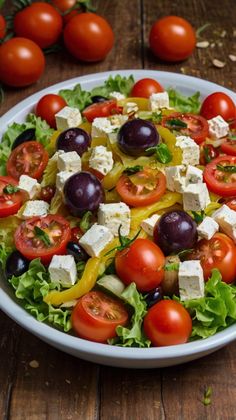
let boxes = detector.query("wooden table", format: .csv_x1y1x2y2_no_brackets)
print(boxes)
1,0,236,418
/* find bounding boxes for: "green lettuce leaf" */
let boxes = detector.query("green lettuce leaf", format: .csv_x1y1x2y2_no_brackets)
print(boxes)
59,84,92,110
0,243,12,269
0,216,20,249
108,282,151,347
90,74,135,98
168,88,201,114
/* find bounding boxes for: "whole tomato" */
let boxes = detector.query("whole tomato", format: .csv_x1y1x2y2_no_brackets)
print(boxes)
35,94,67,128
51,0,79,23
200,92,235,122
0,14,6,39
63,13,114,62
0,37,45,87
131,78,164,98
149,15,196,62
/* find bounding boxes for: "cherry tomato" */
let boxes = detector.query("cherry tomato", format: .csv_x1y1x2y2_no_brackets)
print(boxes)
221,137,236,156
224,197,236,211
116,168,166,207
40,186,56,203
70,226,83,243
0,38,45,87
131,78,164,98
63,13,114,62
71,291,129,343
14,215,71,264
115,238,165,292
149,16,196,62
14,2,63,49
0,15,6,39
200,92,235,122
82,100,120,122
162,112,209,144
0,176,24,218
7,141,49,180
200,143,220,165
203,155,236,197
144,300,192,346
35,94,67,128
187,233,236,284
51,0,79,23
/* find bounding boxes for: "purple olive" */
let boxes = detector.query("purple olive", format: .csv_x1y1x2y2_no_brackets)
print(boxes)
5,250,29,279
91,95,108,103
56,127,90,156
145,287,163,308
12,128,36,150
117,118,159,156
66,242,89,262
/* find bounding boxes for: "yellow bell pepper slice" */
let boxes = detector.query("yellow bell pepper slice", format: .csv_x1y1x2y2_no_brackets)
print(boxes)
118,97,149,110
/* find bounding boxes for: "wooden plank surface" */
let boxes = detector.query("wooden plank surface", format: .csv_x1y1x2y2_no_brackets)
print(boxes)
0,0,236,419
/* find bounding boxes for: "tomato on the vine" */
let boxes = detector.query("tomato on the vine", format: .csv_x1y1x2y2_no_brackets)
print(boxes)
35,94,67,128
131,78,164,98
0,15,6,39
200,92,235,122
203,155,236,197
82,100,120,122
51,0,79,23
162,112,209,144
0,176,24,218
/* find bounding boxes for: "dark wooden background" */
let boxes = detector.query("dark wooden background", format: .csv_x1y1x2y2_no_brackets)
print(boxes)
1,0,236,418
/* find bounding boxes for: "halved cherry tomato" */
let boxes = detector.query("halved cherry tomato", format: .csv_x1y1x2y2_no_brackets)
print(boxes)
187,233,236,284
116,168,166,207
70,226,83,243
7,141,49,180
200,143,220,165
130,78,164,98
35,94,67,128
0,176,24,218
14,215,71,264
71,290,129,343
115,238,165,292
200,92,235,122
203,155,236,197
162,112,209,144
40,185,56,203
224,197,236,211
82,100,121,122
221,138,236,156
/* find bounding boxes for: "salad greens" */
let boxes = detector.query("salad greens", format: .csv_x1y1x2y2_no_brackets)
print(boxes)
59,83,92,111
168,88,201,113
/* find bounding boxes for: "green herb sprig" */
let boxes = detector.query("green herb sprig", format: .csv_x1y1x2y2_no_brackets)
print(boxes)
34,226,51,247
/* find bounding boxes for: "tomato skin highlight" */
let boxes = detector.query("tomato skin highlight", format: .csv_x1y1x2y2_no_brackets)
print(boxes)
203,155,236,197
71,291,129,343
131,78,164,98
200,92,235,122
162,112,209,144
0,176,24,218
82,100,119,122
35,94,67,128
144,300,192,346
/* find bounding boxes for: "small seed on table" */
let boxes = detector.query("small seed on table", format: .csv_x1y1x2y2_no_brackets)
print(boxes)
212,59,226,68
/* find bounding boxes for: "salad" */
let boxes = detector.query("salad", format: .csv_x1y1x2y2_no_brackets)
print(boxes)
1,74,236,348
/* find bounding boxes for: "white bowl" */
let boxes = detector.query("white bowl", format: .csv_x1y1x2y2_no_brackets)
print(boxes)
1,69,236,368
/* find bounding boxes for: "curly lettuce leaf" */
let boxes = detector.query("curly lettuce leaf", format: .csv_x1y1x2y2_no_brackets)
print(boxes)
168,88,201,114
0,216,20,248
90,75,135,98
59,83,92,110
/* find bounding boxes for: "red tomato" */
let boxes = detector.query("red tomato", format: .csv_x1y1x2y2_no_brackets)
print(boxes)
200,92,235,122
116,168,166,207
63,13,114,62
131,78,164,98
35,94,67,128
115,238,165,292
14,215,71,264
70,226,83,243
0,38,45,87
149,16,196,62
0,176,24,218
187,233,236,284
51,0,79,23
7,141,49,180
162,112,209,144
144,300,192,346
200,143,220,165
14,2,63,49
82,99,120,122
221,138,236,156
224,197,236,211
203,155,236,197
71,291,129,343
0,14,6,39
40,185,56,203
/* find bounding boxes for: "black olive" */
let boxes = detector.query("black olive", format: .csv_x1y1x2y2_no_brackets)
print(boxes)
145,287,163,308
66,241,89,262
12,128,36,150
91,95,108,103
5,250,29,279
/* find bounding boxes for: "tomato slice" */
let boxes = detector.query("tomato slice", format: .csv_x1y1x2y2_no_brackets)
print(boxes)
82,99,121,122
14,215,71,264
71,290,129,343
116,168,166,207
187,233,236,283
221,138,236,156
203,155,236,197
7,141,49,180
0,176,24,217
162,112,209,144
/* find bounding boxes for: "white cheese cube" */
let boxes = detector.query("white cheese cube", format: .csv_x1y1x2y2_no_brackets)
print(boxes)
49,255,77,287
109,91,126,100
79,224,114,257
183,183,210,211
123,102,139,115
212,204,236,242
19,175,41,199
179,260,205,301
89,145,114,176
140,214,161,236
55,106,82,131
186,165,203,185
56,171,73,192
109,114,128,129
57,151,81,172
22,200,49,219
197,216,219,240
208,115,229,139
108,132,118,144
149,92,169,111
165,165,186,192
176,136,200,166
98,202,131,236
91,117,113,137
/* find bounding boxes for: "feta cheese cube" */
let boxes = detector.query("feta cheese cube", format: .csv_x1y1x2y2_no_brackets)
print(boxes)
89,145,114,176
98,202,131,236
49,255,77,287
197,216,219,240
109,114,128,129
109,91,126,100
212,204,236,242
186,165,203,185
22,200,49,219
178,260,205,301
123,102,139,115
108,132,118,144
79,224,114,257
91,117,113,137
149,91,169,111
19,175,41,199
176,136,200,166
57,151,81,172
56,171,73,192
55,106,82,131
165,165,186,192
208,115,229,139
140,213,161,236
183,183,210,211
